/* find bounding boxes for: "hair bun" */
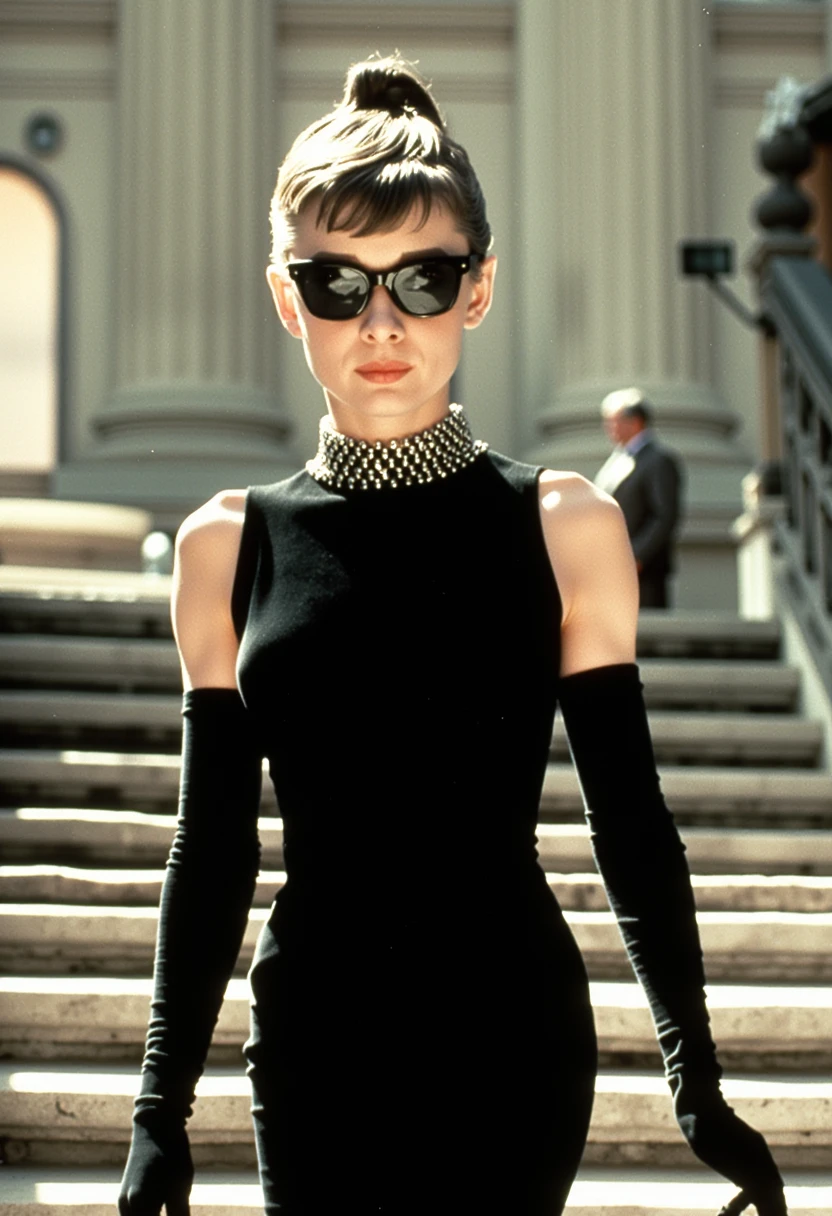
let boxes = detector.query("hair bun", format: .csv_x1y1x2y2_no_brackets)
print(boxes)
344,56,444,128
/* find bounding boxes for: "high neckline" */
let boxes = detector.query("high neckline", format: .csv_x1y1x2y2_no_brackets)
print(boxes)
305,404,488,491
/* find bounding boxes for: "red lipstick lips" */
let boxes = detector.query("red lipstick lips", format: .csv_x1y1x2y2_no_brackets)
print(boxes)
356,361,412,384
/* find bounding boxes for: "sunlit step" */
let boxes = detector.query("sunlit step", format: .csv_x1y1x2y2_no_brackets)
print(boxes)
1,978,830,1062
2,902,831,981
3,689,819,766
551,710,822,767
1,1063,830,1166
4,809,832,876
0,750,277,813
5,862,832,914
0,1164,827,1214
0,808,287,867
541,763,832,820
538,823,832,876
0,634,798,709
0,573,780,657
4,750,831,822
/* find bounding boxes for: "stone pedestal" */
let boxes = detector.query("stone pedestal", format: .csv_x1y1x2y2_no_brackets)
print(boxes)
0,498,152,571
732,470,785,620
517,0,751,608
55,0,295,527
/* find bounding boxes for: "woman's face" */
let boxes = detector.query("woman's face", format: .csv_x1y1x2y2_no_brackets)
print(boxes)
266,201,496,442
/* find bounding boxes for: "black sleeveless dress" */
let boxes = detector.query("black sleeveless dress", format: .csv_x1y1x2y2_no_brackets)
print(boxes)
231,448,597,1215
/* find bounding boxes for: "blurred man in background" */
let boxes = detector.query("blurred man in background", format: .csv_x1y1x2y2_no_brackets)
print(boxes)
594,388,684,608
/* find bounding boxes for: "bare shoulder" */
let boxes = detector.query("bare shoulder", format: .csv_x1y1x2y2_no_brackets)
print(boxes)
177,488,247,551
175,489,246,582
538,469,624,536
172,490,248,689
536,469,637,668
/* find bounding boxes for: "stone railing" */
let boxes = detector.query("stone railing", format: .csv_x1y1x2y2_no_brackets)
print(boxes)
746,74,832,695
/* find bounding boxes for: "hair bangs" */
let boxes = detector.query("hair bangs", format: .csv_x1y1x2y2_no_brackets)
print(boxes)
316,162,463,240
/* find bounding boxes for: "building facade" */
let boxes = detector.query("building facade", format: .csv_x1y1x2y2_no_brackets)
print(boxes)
1,0,830,605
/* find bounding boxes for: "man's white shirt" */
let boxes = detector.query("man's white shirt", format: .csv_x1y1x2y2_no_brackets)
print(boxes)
593,428,654,496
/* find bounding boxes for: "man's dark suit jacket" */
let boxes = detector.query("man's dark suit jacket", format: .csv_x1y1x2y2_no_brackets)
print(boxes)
596,438,683,579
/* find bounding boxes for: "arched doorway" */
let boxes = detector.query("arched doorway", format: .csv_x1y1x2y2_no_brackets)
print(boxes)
0,157,66,496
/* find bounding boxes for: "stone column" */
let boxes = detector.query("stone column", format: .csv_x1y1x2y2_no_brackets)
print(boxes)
519,0,751,608
56,0,294,526
513,0,558,454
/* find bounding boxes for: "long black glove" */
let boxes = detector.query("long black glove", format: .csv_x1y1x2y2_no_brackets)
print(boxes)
557,663,787,1216
118,688,263,1215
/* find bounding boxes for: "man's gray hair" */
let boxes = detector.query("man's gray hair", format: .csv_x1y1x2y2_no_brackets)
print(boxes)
601,386,652,426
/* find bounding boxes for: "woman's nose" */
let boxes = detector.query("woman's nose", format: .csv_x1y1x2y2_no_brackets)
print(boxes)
360,285,405,341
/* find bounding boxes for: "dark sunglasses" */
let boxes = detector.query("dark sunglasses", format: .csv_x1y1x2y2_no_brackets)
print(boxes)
285,253,481,321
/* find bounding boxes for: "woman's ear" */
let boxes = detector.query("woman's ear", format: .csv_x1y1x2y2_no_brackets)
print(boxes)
463,255,497,331
265,265,303,338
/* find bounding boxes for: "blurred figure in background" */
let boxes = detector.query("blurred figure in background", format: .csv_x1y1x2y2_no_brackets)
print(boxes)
594,387,684,608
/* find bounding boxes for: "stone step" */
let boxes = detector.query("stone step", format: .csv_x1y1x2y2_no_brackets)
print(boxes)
4,808,832,875
2,902,829,982
629,659,800,711
538,823,832,876
0,1062,829,1169
0,636,177,692
554,710,822,768
0,569,782,659
0,808,206,865
632,610,781,660
541,764,832,825
0,691,182,750
2,690,822,768
0,634,799,709
0,748,274,812
3,748,830,824
5,862,832,913
1,977,829,1069
0,567,172,638
0,1165,828,1215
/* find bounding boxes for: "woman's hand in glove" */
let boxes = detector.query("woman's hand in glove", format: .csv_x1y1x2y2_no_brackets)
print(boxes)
117,1120,194,1215
718,1192,781,1216
673,1087,787,1216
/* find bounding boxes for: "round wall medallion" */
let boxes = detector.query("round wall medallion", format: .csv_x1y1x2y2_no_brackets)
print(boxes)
24,112,64,157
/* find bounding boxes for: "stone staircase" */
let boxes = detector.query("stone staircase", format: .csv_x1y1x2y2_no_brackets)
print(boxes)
0,565,831,1213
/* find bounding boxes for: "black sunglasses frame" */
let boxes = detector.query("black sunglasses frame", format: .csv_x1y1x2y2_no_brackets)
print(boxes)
285,253,482,320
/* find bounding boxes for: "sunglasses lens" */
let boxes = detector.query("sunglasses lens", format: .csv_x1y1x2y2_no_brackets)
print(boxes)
300,265,369,319
393,261,460,316
291,257,468,319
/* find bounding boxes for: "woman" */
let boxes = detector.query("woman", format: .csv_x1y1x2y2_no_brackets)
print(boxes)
118,55,787,1216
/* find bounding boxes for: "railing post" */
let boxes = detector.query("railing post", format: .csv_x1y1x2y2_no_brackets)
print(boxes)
732,468,784,620
746,78,817,482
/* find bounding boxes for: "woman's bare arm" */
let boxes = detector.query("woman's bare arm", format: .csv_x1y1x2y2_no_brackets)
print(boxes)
537,470,639,675
171,490,247,691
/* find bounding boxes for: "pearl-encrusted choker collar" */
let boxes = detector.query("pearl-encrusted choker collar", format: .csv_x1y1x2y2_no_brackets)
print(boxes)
306,404,488,491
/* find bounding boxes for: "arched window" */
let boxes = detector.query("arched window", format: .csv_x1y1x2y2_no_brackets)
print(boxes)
0,158,65,495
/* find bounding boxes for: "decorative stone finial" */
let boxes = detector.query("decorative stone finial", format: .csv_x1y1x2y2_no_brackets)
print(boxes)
753,75,814,235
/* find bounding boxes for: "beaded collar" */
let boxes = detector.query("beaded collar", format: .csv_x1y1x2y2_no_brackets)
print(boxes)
305,404,488,491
